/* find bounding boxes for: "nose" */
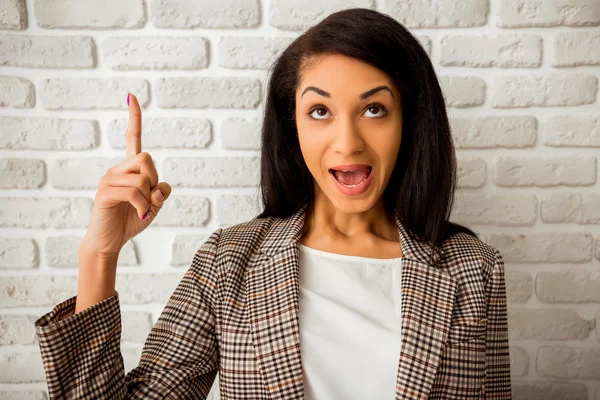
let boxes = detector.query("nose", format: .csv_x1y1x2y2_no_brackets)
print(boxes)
330,115,366,155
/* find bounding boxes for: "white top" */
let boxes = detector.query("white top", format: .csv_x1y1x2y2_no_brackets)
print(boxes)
297,243,403,400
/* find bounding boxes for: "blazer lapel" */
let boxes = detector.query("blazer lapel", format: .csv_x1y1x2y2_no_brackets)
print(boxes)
247,205,457,400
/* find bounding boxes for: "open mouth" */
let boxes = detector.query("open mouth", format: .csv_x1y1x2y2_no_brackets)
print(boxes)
329,166,372,188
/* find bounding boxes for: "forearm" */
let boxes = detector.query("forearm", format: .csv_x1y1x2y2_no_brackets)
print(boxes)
75,246,119,314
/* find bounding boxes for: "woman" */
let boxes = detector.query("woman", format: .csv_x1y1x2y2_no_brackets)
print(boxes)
35,7,511,400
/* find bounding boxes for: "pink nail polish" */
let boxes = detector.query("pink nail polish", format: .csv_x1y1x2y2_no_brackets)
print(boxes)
142,210,148,220
127,93,130,106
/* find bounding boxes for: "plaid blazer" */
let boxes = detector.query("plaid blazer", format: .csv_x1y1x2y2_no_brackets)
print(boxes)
35,204,512,399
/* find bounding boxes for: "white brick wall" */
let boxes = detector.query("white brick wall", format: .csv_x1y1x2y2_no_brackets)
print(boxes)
0,0,599,399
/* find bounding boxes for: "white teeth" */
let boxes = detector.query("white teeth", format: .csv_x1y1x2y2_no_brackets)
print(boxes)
340,181,364,188
338,177,367,188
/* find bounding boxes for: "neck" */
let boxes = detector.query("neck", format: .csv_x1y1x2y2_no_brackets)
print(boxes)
301,193,399,245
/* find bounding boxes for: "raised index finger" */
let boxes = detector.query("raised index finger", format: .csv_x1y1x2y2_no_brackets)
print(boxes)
126,93,142,159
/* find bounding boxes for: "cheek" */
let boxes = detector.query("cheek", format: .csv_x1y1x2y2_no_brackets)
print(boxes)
296,134,321,169
375,134,401,174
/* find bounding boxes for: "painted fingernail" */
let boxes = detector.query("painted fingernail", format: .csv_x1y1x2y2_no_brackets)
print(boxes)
127,93,130,106
142,210,148,220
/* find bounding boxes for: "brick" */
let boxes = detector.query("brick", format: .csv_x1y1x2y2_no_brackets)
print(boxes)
1,273,188,307
452,116,537,148
162,157,260,187
456,157,485,188
494,156,596,187
151,196,210,228
488,232,593,263
218,36,294,69
498,0,600,28
151,0,259,29
0,76,34,108
269,0,374,30
171,234,210,266
506,270,533,303
217,194,261,227
103,36,208,70
508,309,591,340
0,391,47,400
491,74,598,108
381,0,487,28
34,0,145,29
512,382,588,400
0,0,27,29
509,346,528,377
107,118,211,149
536,271,600,303
0,34,94,68
0,197,92,229
0,158,45,189
0,117,99,150
122,311,152,343
1,275,77,307
441,34,542,68
452,194,537,225
40,78,149,110
220,117,260,150
50,157,124,189
155,77,260,109
122,346,142,375
439,76,485,107
45,236,138,267
541,115,600,147
0,238,37,269
416,36,432,55
541,193,600,223
595,310,600,343
116,273,184,304
537,346,600,379
553,31,600,66
0,351,46,383
0,314,38,344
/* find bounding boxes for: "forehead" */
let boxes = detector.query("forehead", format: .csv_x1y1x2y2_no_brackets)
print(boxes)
297,53,395,96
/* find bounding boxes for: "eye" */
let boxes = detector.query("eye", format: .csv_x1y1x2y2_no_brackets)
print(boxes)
308,106,331,120
307,103,388,120
364,104,388,118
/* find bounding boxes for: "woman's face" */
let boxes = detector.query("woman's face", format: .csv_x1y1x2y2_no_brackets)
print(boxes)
295,53,403,214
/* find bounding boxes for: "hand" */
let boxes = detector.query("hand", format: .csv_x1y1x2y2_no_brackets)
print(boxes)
79,93,172,260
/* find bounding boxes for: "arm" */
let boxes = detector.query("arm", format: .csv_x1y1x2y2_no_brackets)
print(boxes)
484,248,512,399
35,228,223,399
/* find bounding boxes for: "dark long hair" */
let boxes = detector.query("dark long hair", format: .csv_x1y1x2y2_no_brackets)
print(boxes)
255,7,478,260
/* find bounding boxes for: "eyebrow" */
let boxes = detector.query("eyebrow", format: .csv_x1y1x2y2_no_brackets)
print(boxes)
300,85,394,100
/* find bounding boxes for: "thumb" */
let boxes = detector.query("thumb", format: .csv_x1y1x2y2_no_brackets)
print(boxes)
149,182,172,211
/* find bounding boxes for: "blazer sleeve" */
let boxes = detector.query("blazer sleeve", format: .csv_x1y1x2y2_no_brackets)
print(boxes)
34,228,223,399
484,248,512,399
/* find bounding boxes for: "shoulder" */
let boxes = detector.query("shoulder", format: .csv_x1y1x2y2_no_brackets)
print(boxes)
217,215,274,253
198,214,277,270
440,231,502,285
189,216,276,294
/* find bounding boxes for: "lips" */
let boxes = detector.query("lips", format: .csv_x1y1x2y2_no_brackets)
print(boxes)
329,164,372,172
329,164,374,195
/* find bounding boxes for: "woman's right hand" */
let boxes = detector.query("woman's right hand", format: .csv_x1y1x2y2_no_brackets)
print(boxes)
79,93,172,261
